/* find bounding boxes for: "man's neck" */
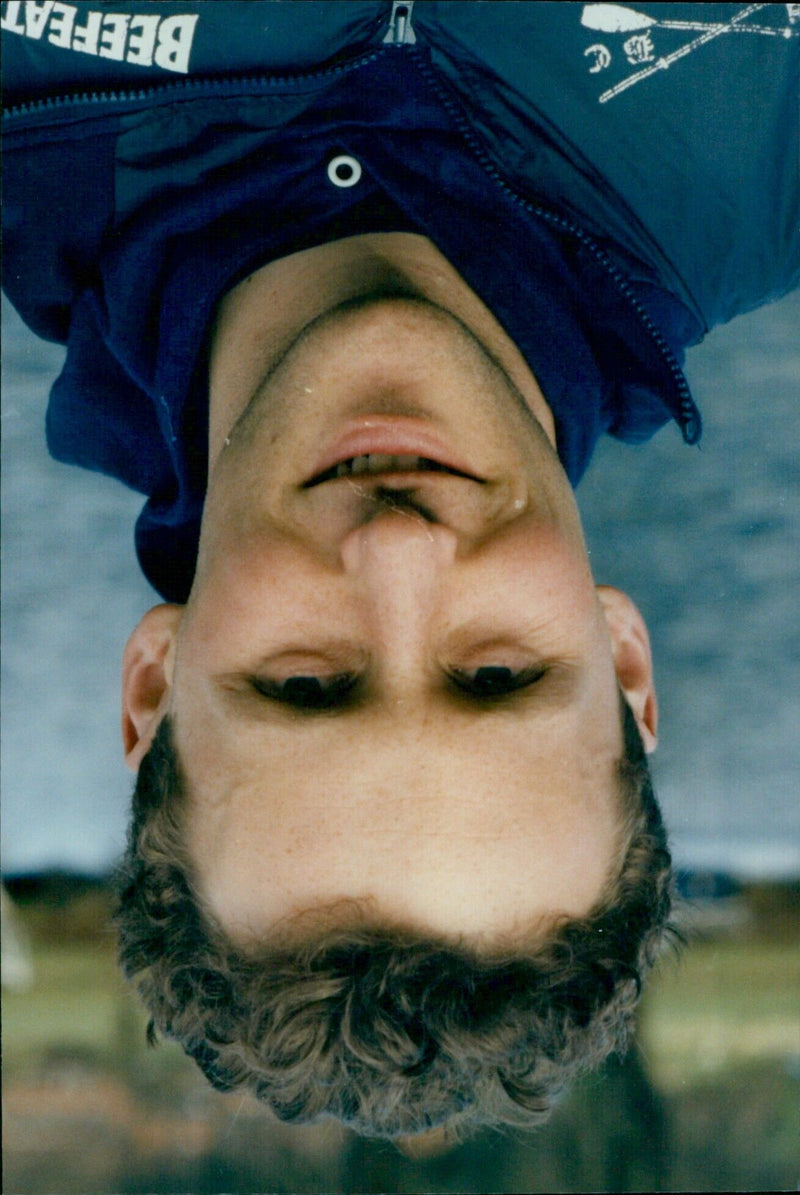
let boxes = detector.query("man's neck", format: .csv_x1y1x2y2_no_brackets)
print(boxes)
207,233,555,471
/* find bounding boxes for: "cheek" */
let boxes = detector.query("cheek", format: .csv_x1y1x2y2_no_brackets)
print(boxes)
185,543,345,650
465,523,597,624
492,510,590,571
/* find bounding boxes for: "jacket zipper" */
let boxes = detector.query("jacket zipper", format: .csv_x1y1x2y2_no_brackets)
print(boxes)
2,47,385,123
3,2,413,121
410,56,702,444
383,1,416,45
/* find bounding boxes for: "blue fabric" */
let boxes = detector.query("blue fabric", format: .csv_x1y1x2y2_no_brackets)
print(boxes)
3,3,796,601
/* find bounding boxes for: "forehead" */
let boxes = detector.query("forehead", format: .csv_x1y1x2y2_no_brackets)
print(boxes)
180,685,624,949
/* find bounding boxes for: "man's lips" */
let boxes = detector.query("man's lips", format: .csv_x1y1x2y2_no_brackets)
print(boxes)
304,418,482,487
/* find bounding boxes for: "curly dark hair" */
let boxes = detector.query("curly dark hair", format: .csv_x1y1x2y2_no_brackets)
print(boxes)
115,698,674,1140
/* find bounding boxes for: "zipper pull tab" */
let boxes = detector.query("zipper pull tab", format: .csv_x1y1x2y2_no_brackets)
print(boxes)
383,1,416,44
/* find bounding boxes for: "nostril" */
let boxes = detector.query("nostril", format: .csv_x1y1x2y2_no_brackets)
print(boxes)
371,488,438,522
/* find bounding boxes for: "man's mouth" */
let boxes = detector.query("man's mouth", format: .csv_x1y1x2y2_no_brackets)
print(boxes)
303,453,479,488
304,417,484,488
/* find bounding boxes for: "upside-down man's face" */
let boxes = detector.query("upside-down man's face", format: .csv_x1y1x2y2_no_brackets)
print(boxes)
122,291,658,951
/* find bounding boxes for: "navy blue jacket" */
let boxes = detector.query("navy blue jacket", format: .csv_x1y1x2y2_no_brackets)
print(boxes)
3,2,798,600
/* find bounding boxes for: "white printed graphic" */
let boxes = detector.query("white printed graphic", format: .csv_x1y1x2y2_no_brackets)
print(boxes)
581,3,798,102
583,3,791,36
623,31,655,63
0,2,199,74
584,42,612,71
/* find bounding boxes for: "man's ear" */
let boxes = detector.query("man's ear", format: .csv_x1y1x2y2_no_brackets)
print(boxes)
596,585,658,753
121,604,183,771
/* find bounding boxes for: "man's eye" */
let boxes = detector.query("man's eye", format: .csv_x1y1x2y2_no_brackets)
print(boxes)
450,665,544,698
252,674,357,710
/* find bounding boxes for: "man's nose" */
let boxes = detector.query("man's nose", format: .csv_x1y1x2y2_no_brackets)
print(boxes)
339,513,458,662
340,511,458,584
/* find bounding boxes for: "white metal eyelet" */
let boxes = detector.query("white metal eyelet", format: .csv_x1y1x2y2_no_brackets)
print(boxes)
327,155,362,188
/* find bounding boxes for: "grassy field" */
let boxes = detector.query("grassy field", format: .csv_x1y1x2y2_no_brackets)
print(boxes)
640,936,799,1087
3,879,798,1193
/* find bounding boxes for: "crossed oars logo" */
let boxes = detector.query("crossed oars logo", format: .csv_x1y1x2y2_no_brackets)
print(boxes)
581,4,797,102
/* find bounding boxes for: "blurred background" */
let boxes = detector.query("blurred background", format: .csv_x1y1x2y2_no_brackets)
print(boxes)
2,289,799,1192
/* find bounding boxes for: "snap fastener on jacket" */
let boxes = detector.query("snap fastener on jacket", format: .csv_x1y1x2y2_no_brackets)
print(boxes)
327,155,362,188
